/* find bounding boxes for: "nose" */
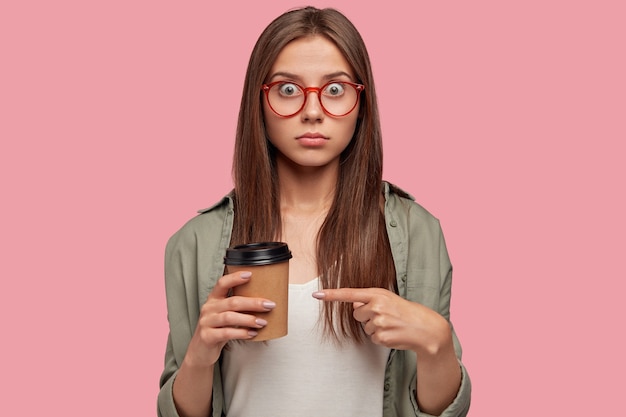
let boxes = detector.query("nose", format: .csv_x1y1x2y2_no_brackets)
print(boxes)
300,90,324,122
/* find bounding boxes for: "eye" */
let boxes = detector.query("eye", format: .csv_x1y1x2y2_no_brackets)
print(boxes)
323,82,345,97
278,83,302,97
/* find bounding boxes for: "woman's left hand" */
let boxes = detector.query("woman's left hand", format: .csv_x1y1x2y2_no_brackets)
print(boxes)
313,288,451,355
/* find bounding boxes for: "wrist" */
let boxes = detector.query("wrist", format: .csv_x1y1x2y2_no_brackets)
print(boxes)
182,353,216,372
183,338,221,370
413,316,453,358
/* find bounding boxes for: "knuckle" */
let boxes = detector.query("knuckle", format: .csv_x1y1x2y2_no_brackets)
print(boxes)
372,332,391,346
372,316,386,328
213,277,227,290
221,310,240,325
370,302,384,314
225,296,244,311
199,327,215,344
223,328,251,341
200,301,214,315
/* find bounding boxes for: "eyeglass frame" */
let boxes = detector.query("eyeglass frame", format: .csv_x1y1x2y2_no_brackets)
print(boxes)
261,80,365,118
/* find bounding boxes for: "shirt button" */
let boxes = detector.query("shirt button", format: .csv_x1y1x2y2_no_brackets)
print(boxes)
384,383,390,391
401,274,407,282
390,220,397,227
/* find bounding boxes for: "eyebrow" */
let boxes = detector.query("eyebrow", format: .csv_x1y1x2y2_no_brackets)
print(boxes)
267,71,354,83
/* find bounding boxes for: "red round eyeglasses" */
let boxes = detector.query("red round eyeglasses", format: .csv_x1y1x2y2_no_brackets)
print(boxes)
262,80,365,117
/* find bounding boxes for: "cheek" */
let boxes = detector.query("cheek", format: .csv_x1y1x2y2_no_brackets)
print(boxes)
262,106,280,140
263,113,295,147
340,115,359,141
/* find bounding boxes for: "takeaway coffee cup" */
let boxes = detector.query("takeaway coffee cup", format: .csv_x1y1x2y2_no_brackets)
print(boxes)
224,242,292,341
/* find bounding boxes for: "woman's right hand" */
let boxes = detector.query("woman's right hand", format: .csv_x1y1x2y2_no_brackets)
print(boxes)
183,271,276,368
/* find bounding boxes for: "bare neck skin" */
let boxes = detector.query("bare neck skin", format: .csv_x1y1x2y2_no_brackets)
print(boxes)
275,153,338,284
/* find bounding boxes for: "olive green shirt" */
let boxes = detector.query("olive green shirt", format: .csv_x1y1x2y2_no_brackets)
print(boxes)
158,182,471,416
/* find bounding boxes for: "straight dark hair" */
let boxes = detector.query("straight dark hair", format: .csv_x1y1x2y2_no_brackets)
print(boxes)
231,6,396,342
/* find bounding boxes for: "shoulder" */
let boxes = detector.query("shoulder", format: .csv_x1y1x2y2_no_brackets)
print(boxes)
166,191,234,252
196,190,235,215
383,181,441,227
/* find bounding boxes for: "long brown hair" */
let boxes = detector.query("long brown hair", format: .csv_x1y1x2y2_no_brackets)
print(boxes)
231,7,396,342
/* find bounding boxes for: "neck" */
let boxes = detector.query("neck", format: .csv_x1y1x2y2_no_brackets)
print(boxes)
275,156,338,216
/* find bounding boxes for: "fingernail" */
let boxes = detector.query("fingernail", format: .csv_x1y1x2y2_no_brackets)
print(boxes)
248,330,258,337
312,291,325,299
262,301,276,309
255,318,268,326
240,272,252,279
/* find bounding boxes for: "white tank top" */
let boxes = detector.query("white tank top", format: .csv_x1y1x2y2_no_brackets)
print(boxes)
221,278,391,417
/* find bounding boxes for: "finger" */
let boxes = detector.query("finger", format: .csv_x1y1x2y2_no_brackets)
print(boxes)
204,327,261,343
210,271,253,299
224,295,277,313
352,303,371,323
201,295,276,320
362,320,375,336
203,310,269,330
312,288,375,303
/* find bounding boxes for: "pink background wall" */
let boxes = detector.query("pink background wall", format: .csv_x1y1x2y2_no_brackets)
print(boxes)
2,1,624,415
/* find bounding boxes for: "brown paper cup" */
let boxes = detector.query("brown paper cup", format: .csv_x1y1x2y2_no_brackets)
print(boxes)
224,242,292,341
227,262,289,341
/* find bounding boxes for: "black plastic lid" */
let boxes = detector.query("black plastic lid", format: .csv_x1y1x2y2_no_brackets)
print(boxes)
224,242,292,266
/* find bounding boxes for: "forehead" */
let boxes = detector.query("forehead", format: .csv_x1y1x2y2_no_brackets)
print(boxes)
268,35,354,81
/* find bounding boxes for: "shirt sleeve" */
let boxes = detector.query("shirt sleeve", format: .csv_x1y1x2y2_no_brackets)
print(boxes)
415,354,472,417
385,190,472,417
157,204,231,417
416,224,472,417
157,228,198,417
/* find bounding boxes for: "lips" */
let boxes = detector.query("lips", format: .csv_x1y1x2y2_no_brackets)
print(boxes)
297,132,329,140
296,132,329,147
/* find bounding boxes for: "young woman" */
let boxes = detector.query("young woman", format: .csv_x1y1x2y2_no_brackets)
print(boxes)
158,7,471,417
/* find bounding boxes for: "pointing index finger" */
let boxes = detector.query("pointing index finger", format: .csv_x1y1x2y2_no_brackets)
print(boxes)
312,288,374,303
